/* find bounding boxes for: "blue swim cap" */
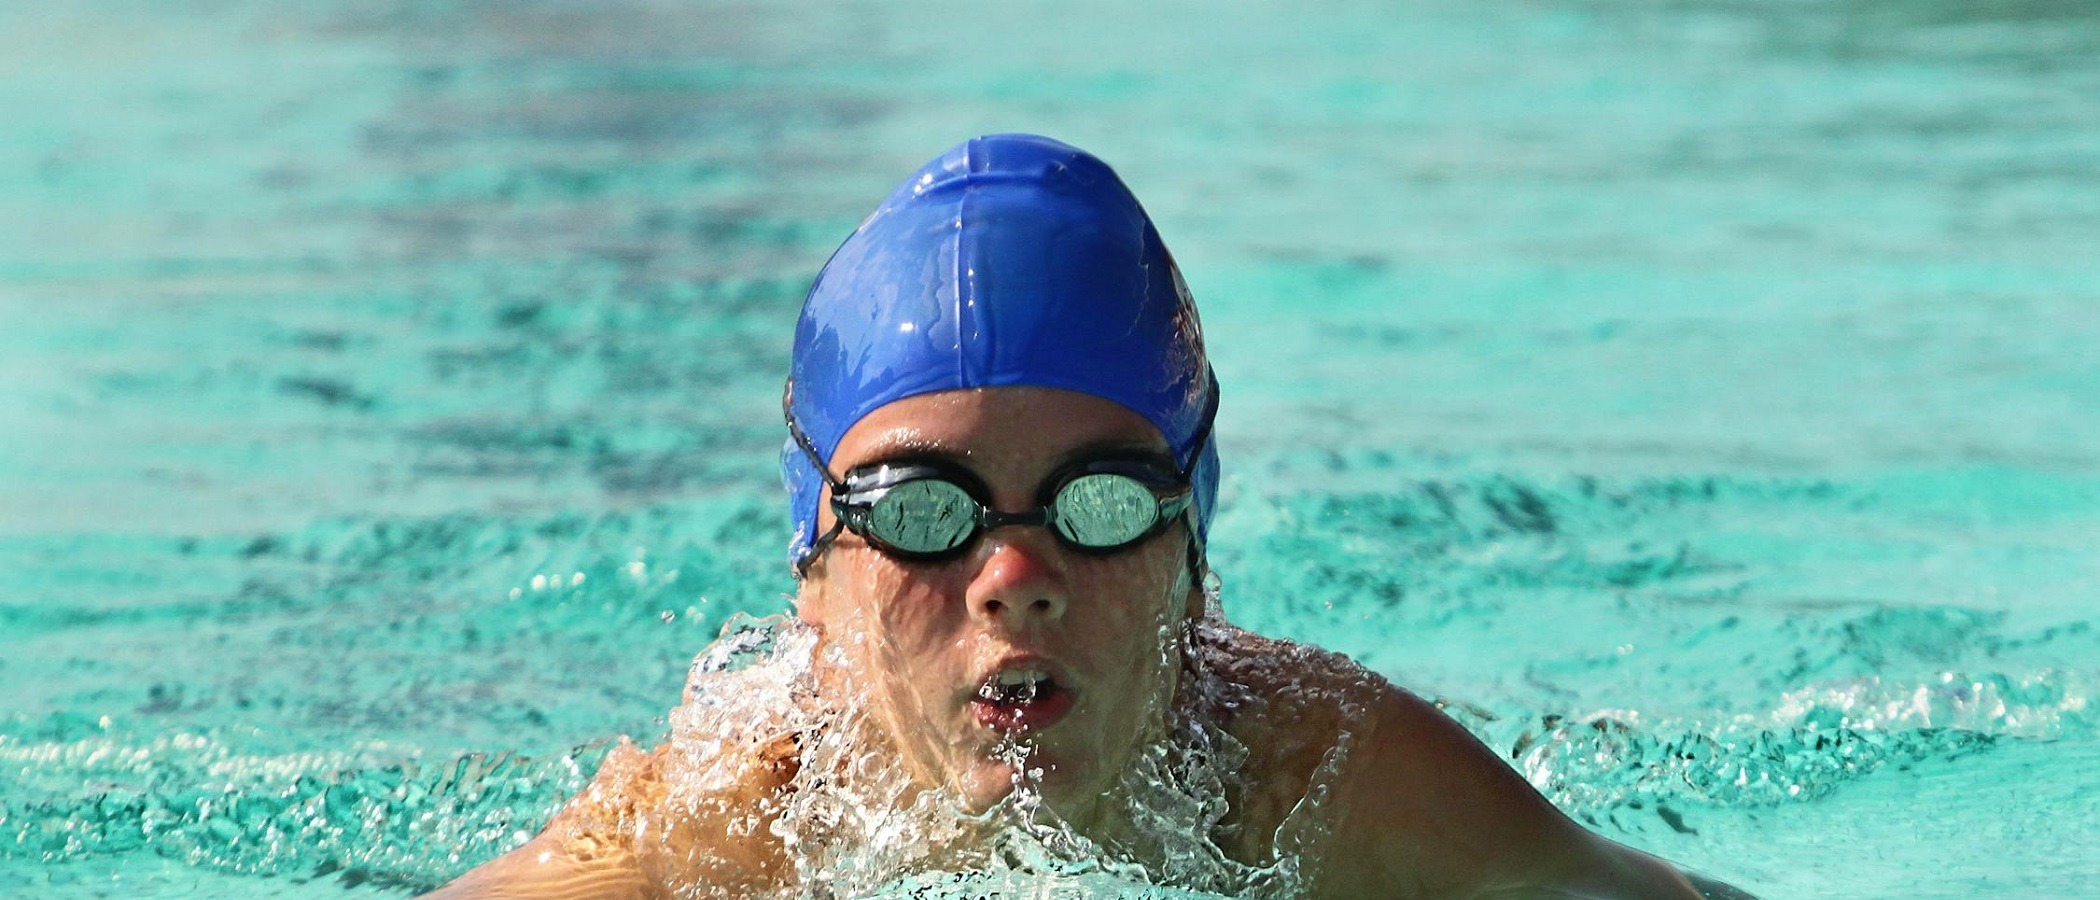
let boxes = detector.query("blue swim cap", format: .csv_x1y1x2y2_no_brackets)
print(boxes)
783,133,1219,572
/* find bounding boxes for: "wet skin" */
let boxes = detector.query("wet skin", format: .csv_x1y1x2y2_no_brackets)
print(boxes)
423,387,1716,899
795,386,1204,828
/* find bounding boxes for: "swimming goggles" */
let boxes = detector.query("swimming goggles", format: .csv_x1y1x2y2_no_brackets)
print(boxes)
786,396,1204,571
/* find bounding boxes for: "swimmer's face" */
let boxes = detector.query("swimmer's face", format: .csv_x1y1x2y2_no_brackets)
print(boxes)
797,386,1203,827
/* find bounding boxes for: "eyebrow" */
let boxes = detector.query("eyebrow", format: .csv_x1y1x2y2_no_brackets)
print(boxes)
851,437,967,468
1060,438,1176,470
851,437,1175,472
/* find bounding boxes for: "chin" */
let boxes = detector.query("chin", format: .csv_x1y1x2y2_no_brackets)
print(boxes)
948,748,1105,824
952,762,1021,815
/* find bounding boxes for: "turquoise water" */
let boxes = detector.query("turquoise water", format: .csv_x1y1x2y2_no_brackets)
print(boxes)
5,0,2099,896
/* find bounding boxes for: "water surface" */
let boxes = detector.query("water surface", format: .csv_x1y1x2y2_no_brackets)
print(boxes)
5,1,2099,896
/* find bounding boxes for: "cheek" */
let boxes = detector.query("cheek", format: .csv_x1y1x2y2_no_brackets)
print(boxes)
871,591,965,663
1080,544,1189,660
823,552,970,662
1124,536,1191,616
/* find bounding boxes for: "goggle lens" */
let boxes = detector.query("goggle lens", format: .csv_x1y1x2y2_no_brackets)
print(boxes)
867,479,978,554
1053,472,1160,548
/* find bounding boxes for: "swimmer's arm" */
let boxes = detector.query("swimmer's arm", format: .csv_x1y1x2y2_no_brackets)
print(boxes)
420,729,796,900
417,740,661,900
420,833,657,900
1311,684,1704,900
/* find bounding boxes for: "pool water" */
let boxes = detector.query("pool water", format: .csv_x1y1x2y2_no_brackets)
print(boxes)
5,0,2098,896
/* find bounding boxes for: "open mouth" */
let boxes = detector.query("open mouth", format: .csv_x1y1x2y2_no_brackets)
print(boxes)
969,668,1076,733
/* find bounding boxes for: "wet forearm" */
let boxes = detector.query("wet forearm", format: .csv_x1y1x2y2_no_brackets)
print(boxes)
421,836,659,900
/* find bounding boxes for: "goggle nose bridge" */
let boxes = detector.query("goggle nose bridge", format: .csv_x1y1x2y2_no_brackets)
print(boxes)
978,506,1055,531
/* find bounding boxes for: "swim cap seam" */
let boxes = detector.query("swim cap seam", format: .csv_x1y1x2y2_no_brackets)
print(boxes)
955,138,978,389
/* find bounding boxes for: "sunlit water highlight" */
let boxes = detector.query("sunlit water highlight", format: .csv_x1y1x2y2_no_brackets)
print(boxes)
5,0,2099,897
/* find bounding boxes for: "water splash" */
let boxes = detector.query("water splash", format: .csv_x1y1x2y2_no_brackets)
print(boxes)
1457,667,2091,831
537,615,1328,898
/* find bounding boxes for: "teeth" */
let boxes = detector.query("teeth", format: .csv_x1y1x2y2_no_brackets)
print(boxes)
980,669,1051,704
997,669,1048,687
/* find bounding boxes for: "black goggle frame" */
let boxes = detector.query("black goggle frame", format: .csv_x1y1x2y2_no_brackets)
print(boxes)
826,456,1192,562
786,377,1216,575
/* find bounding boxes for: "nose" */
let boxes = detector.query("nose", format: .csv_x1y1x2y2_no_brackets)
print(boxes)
965,529,1070,626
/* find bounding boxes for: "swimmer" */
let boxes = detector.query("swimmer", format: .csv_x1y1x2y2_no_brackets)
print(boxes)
426,134,1723,899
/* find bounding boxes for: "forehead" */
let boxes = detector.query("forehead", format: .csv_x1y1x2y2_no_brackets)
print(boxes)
830,387,1169,469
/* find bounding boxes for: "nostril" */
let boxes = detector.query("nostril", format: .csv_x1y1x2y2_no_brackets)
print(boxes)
1031,598,1053,613
985,598,1005,614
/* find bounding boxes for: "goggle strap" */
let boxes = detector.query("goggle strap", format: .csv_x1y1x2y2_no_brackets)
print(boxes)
783,380,847,493
1178,369,1221,481
795,516,847,575
786,379,851,575
1175,369,1218,570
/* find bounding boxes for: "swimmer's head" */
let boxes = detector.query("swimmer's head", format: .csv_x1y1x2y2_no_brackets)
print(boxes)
782,133,1219,574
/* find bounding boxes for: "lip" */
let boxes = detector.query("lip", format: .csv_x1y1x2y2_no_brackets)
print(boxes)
967,654,1078,735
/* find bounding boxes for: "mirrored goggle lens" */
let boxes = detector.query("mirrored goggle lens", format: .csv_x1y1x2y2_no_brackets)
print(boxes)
1053,473,1162,548
866,479,978,554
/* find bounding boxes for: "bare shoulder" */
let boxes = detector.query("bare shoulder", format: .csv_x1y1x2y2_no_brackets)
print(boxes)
421,647,810,899
419,739,668,899
1195,620,1700,900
